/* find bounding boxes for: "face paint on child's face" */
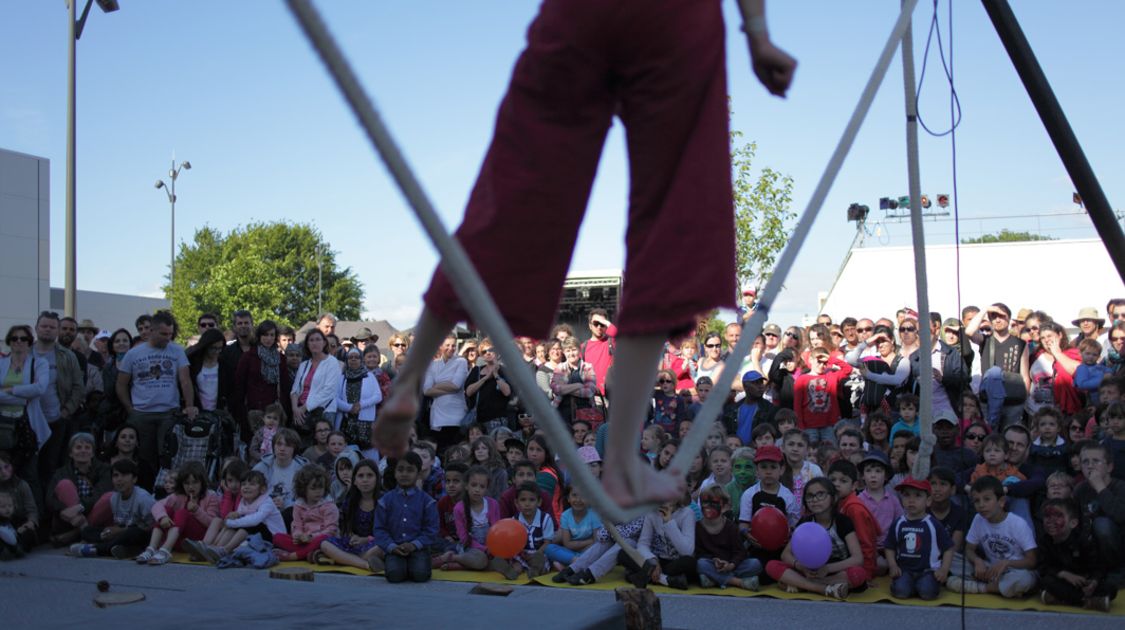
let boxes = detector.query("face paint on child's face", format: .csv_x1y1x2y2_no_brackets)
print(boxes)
306,481,326,503
1042,505,1075,539
516,490,540,517
828,471,854,497
733,459,757,486
444,471,464,499
327,435,347,456
709,452,731,478
353,466,377,494
701,499,723,520
467,474,488,503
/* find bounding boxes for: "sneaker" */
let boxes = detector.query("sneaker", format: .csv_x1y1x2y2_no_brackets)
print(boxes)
666,575,689,590
367,555,385,574
699,574,717,589
149,548,172,565
1040,589,1059,606
627,559,657,589
740,576,761,592
949,577,983,594
181,540,203,562
199,545,225,564
488,556,521,581
69,543,97,558
135,547,157,564
1084,595,1111,613
824,582,849,601
566,568,596,586
552,566,575,584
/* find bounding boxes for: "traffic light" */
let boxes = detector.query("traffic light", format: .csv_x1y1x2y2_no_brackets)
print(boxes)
937,194,950,208
897,196,911,209
920,194,931,209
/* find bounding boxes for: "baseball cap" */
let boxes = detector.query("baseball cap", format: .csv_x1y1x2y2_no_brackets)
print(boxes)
577,446,602,464
741,370,765,383
754,444,784,463
94,329,111,341
764,323,781,336
859,449,892,473
895,477,932,494
933,409,958,426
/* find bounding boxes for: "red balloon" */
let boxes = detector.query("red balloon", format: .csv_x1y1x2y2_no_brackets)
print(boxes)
749,506,790,551
486,518,527,559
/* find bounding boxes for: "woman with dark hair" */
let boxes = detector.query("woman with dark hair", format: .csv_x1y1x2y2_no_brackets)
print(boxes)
1027,320,1082,415
234,320,283,418
100,423,155,491
0,324,49,493
187,328,226,412
696,332,725,383
767,348,798,411
1106,321,1125,376
94,328,134,438
846,324,908,416
290,329,341,433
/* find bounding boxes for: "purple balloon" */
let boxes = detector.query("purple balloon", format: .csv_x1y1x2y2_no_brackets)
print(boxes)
791,522,832,570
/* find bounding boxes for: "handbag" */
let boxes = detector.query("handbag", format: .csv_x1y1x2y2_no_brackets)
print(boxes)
461,374,482,429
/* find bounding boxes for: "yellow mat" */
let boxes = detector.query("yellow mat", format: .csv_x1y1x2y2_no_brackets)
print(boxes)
171,554,1122,615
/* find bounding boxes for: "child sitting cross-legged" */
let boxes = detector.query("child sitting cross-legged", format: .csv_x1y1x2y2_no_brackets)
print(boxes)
442,465,513,577
827,460,879,585
373,452,440,583
1036,498,1116,612
697,485,761,591
273,464,338,562
194,470,285,563
318,459,382,570
951,476,1038,597
884,478,953,600
547,485,602,578
739,445,800,532
136,461,219,565
623,491,696,590
70,459,155,559
499,460,557,524
765,477,866,600
725,447,757,523
513,481,554,578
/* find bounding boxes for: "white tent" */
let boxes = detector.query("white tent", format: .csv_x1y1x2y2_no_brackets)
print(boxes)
818,238,1124,326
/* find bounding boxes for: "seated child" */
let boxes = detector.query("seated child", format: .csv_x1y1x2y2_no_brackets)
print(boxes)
969,434,1026,488
726,447,757,522
751,423,780,450
640,425,665,465
1028,407,1068,476
373,453,439,583
578,446,604,478
331,450,359,503
765,477,866,600
273,464,339,562
136,461,219,565
468,437,509,499
952,476,1038,597
320,431,349,470
504,438,527,470
858,451,903,574
412,441,444,502
625,492,695,590
513,481,555,578
547,485,602,574
563,516,645,586
700,445,733,493
774,409,797,446
927,466,969,582
1073,338,1110,407
828,460,879,583
697,486,761,591
888,436,920,490
837,429,865,466
1037,498,1115,612
739,445,800,529
445,466,511,576
0,452,37,555
725,435,743,451
301,417,333,464
884,478,953,600
248,405,283,465
890,394,921,438
1101,401,1125,478
499,460,557,524
318,459,382,570
1045,471,1074,500
70,459,155,559
435,462,469,558
188,458,246,558
0,491,23,560
815,443,841,473
196,470,285,563
252,428,309,510
781,430,823,503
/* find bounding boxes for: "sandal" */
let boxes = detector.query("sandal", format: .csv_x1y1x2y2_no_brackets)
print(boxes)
824,582,849,601
149,548,172,565
781,583,801,594
135,547,157,564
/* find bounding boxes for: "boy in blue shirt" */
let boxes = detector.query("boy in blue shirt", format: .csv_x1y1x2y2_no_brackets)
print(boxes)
884,478,953,600
374,452,440,583
890,394,921,438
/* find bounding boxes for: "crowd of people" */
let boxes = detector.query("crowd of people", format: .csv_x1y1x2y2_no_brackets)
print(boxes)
0,298,1122,610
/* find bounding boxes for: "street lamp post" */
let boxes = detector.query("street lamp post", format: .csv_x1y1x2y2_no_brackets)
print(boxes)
155,158,191,303
64,0,120,317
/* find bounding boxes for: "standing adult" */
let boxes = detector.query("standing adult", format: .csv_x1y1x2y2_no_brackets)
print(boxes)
581,309,616,396
464,340,512,434
1027,321,1082,416
76,319,104,370
186,329,225,412
115,311,196,474
967,304,1029,430
1070,308,1105,345
33,311,85,483
219,309,254,438
846,325,907,417
551,338,598,424
196,312,220,337
420,335,469,451
337,347,382,448
94,329,134,439
0,325,49,495
290,329,342,439
234,320,284,419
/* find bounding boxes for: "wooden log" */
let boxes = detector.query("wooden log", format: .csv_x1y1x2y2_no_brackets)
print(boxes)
94,592,146,608
469,583,514,597
269,566,315,582
615,587,661,630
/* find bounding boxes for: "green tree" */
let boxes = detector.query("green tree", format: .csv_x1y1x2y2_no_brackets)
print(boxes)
731,131,796,295
166,222,363,337
961,229,1056,244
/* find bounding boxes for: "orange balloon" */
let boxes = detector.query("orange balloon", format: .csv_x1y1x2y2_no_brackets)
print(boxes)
486,518,527,559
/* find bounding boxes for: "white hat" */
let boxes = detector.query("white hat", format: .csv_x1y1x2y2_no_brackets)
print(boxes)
94,329,111,341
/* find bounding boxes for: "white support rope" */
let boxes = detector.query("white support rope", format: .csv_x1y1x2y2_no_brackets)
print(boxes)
288,0,919,525
668,0,921,474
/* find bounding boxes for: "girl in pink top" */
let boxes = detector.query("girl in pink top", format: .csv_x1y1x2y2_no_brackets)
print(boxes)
439,466,511,578
273,464,339,561
135,461,219,565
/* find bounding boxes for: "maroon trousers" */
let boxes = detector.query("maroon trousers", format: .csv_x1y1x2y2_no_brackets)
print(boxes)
425,0,736,338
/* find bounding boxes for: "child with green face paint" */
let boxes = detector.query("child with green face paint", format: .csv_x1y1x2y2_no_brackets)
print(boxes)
726,448,757,522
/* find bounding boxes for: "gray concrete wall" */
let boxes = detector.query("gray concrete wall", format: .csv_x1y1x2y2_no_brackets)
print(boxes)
0,148,51,336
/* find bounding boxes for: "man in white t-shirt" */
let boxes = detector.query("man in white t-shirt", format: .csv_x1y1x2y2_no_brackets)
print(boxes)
116,311,196,473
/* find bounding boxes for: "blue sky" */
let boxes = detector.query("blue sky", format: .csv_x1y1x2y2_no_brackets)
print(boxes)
2,1,1122,329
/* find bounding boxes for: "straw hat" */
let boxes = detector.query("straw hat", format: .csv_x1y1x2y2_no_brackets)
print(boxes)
1071,307,1104,327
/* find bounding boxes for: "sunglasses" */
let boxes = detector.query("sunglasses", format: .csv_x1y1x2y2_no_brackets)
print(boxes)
785,332,799,339
988,313,1009,321
591,321,607,329
1114,313,1125,320
517,413,532,420
8,336,31,343
704,343,722,348
856,327,873,333
1112,336,1125,342
899,326,916,333
392,343,407,348
763,332,778,338
198,322,216,328
964,433,986,441
657,379,673,384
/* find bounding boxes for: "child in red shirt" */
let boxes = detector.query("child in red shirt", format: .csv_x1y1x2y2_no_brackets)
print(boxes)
794,348,853,445
828,459,879,583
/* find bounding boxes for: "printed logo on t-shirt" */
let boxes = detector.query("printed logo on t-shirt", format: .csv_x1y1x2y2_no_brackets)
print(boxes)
904,531,919,555
807,378,830,413
985,536,1015,559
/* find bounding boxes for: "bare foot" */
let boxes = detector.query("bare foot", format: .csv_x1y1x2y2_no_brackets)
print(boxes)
602,460,686,510
372,389,418,458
